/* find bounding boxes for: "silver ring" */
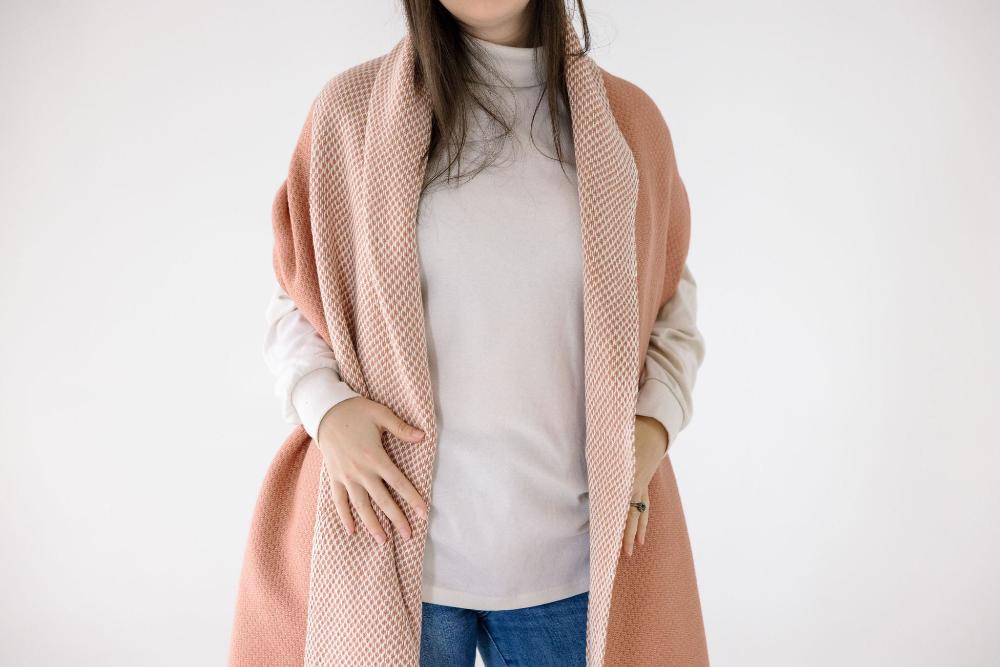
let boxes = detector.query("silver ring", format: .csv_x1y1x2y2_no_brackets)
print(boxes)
629,501,647,513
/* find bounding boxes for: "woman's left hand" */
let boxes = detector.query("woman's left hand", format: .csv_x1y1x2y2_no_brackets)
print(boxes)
621,415,669,557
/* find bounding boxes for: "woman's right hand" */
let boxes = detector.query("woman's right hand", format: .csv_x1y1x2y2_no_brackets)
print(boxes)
315,397,429,544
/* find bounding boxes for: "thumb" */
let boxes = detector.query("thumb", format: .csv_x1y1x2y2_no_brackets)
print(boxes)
377,406,425,442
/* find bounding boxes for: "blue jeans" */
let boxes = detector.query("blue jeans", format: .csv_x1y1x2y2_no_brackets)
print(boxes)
419,591,589,666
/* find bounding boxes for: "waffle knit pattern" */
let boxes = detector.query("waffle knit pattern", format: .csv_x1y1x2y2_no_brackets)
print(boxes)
229,21,708,667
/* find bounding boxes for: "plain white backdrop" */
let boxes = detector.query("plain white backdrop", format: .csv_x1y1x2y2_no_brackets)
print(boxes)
2,1,998,665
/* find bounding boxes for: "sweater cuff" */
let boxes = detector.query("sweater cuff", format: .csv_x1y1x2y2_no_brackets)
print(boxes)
291,367,361,440
635,378,686,460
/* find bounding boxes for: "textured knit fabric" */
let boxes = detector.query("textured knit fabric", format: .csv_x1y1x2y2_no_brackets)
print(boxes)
230,21,708,667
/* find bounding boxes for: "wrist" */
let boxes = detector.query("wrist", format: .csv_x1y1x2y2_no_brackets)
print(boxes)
316,396,362,442
291,368,361,440
635,415,669,458
635,378,684,458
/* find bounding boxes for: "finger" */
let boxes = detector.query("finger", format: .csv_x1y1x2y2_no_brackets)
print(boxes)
622,504,640,557
375,454,428,520
321,453,356,535
637,490,650,546
377,405,425,443
346,482,388,545
364,475,413,540
331,481,356,535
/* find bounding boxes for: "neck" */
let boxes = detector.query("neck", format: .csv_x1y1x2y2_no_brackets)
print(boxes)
465,34,545,88
456,8,533,47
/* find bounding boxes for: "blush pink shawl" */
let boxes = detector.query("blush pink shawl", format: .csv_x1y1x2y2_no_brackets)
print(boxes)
230,22,708,667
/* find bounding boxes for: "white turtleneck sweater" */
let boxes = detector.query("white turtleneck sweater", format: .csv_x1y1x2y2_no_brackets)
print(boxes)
262,35,705,610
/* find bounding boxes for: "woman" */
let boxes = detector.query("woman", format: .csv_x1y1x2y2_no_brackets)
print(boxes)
231,1,707,665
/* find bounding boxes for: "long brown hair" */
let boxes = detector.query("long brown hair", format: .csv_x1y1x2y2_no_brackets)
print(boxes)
400,1,591,190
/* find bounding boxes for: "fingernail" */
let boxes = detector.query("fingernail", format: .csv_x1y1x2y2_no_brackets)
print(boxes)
376,533,386,545
417,506,428,520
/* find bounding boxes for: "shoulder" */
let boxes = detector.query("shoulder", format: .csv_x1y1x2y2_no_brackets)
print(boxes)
311,52,387,120
598,67,678,157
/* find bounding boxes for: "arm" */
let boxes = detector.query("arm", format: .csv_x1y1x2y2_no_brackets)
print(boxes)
265,96,426,542
634,263,705,458
262,281,361,439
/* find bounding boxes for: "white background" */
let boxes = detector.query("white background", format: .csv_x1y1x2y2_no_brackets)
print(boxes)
2,1,998,665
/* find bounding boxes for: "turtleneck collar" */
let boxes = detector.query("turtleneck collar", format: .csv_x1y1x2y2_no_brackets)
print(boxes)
465,34,546,89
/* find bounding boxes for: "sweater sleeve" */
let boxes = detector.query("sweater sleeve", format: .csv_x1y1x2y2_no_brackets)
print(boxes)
263,281,361,439
634,263,705,458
